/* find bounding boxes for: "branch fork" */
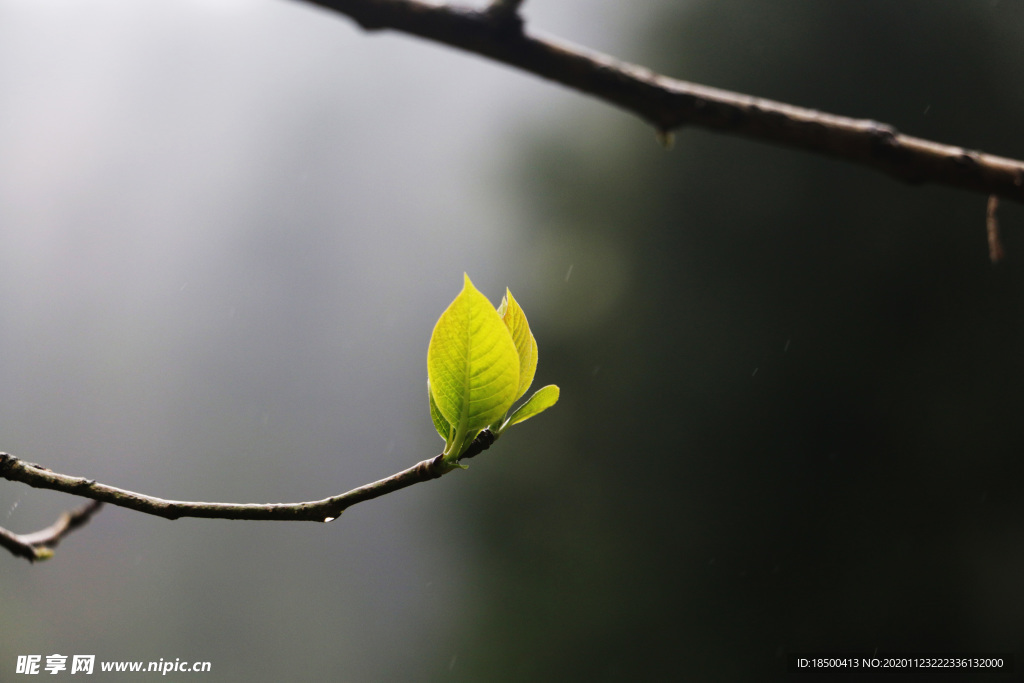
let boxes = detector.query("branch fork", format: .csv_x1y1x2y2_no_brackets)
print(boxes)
0,430,496,561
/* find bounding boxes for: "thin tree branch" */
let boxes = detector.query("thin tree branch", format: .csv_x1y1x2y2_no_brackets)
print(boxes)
0,430,496,542
297,0,1024,204
0,500,104,563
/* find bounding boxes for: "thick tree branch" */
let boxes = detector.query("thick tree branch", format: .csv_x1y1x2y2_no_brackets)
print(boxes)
298,0,1024,204
0,500,104,563
0,430,496,557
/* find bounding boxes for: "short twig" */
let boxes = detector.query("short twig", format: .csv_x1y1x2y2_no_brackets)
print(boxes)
987,195,1004,263
488,0,525,21
0,500,104,563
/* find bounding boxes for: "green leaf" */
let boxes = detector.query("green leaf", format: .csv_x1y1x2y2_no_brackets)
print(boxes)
503,384,560,429
427,380,452,442
498,288,538,401
428,274,520,458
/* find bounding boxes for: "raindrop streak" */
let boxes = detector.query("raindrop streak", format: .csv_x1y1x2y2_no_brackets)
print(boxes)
784,339,791,352
564,264,574,282
751,368,759,377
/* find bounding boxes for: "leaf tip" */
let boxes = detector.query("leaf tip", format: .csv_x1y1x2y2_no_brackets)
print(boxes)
503,383,560,428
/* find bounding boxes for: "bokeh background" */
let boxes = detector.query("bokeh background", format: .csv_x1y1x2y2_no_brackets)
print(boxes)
3,0,1023,680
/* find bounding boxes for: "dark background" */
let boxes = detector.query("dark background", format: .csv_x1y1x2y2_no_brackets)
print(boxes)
452,1,1024,679
2,1,1022,681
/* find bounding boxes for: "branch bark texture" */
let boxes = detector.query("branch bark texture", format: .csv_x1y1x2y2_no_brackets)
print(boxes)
0,430,495,547
299,0,1024,203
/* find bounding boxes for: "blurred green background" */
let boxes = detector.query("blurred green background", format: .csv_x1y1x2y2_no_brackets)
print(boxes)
2,0,1023,680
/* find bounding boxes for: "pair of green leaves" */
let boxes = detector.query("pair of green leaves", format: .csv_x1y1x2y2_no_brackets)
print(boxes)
427,274,559,465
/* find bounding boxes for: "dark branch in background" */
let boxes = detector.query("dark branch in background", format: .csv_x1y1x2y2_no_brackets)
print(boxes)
298,0,1024,204
0,500,103,563
0,430,497,559
987,195,1004,263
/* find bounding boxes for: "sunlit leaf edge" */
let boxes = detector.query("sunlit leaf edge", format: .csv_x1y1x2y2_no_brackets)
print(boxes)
503,384,560,429
500,288,539,402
